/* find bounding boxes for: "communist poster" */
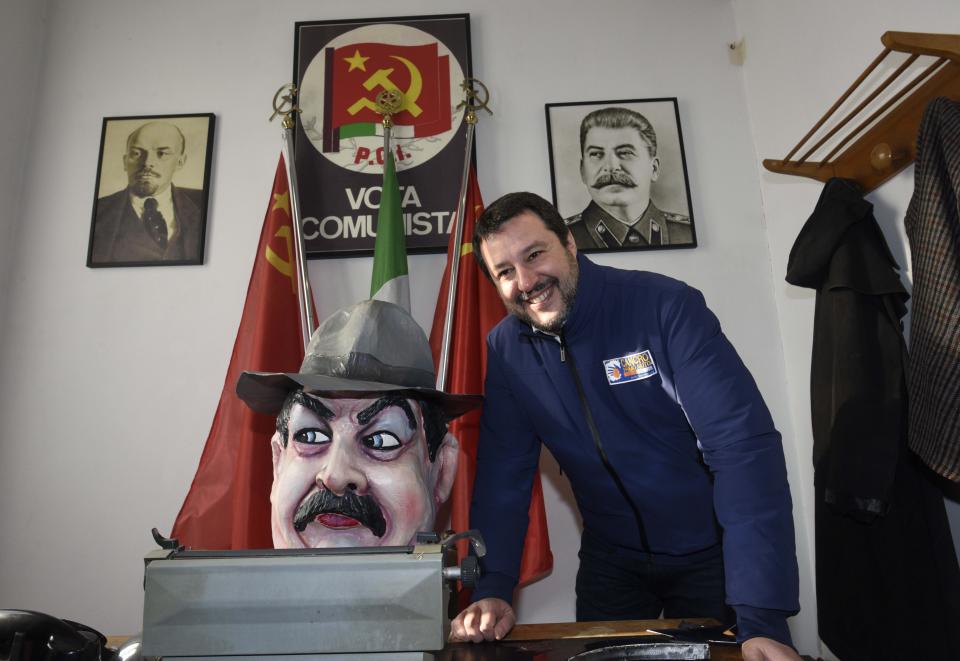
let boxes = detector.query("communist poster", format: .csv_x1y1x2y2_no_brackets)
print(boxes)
294,14,472,256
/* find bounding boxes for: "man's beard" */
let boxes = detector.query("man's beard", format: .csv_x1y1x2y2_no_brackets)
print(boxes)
293,488,387,538
591,171,636,189
129,170,163,196
506,251,579,334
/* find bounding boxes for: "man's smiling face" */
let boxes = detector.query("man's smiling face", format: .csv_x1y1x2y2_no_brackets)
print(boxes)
480,210,580,334
270,392,457,548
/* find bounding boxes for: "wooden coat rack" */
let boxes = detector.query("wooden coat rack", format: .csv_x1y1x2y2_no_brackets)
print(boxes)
763,32,960,193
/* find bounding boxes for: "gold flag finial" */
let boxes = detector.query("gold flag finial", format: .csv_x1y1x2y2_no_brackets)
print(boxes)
457,78,492,126
375,89,404,129
270,84,300,130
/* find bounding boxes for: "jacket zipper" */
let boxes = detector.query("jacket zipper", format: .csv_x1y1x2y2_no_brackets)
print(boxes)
557,329,652,555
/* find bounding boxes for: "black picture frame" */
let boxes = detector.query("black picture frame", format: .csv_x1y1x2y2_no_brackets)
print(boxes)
293,14,473,258
545,98,697,252
87,113,215,268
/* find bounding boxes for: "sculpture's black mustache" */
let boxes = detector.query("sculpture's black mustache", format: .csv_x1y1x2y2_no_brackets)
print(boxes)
293,488,386,537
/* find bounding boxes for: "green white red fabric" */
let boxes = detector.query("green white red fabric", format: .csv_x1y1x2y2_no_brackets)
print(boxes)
370,149,410,311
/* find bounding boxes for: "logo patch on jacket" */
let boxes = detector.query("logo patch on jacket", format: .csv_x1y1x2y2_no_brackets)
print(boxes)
604,350,657,385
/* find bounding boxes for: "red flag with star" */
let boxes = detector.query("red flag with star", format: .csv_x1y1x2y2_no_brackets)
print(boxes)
328,42,450,136
171,156,309,548
429,168,554,591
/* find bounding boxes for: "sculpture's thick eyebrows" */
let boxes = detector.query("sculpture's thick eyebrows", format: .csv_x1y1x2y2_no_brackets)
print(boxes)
357,395,417,430
296,390,335,419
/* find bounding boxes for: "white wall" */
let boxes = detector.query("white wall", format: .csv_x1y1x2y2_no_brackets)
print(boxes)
732,1,960,655
0,0,48,340
0,0,857,654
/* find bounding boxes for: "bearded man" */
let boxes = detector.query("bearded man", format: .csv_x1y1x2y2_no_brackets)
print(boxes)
450,192,801,661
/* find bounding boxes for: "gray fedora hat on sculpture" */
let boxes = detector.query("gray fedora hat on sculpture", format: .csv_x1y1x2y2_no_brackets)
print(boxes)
236,299,482,418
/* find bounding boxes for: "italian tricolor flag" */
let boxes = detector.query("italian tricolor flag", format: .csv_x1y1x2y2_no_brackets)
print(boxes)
369,149,409,310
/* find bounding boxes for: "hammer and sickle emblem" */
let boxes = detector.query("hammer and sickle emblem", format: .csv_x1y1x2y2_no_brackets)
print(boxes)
265,226,296,293
347,55,423,117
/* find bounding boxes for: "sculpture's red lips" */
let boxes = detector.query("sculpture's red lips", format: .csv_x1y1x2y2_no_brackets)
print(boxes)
315,513,362,529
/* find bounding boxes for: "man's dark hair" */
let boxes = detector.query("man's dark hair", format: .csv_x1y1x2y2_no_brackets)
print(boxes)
275,389,450,461
579,107,657,158
472,192,569,280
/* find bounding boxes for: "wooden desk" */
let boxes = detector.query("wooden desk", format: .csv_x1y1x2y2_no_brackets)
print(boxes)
438,618,743,660
110,619,743,659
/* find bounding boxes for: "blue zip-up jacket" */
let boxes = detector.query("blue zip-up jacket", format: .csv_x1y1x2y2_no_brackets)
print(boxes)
470,255,800,645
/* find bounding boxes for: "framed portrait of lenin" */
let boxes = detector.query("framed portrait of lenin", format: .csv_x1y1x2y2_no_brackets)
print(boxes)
87,113,215,268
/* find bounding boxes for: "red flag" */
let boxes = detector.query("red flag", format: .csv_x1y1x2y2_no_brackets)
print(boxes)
429,169,553,588
171,156,307,549
329,42,449,131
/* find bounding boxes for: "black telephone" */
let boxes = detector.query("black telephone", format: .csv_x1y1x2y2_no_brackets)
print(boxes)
0,610,118,661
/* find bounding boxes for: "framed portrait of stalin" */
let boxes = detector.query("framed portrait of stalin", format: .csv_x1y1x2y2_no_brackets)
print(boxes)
87,113,215,268
546,98,697,253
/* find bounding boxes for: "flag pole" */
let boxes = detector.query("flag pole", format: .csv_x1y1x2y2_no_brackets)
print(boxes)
368,88,412,311
271,84,316,351
374,88,402,215
436,79,492,392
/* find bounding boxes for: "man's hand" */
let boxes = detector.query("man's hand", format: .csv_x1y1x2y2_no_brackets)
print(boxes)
741,636,802,661
448,597,516,643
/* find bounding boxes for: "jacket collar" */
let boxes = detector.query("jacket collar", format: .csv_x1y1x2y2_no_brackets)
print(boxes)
785,178,872,288
786,178,905,298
